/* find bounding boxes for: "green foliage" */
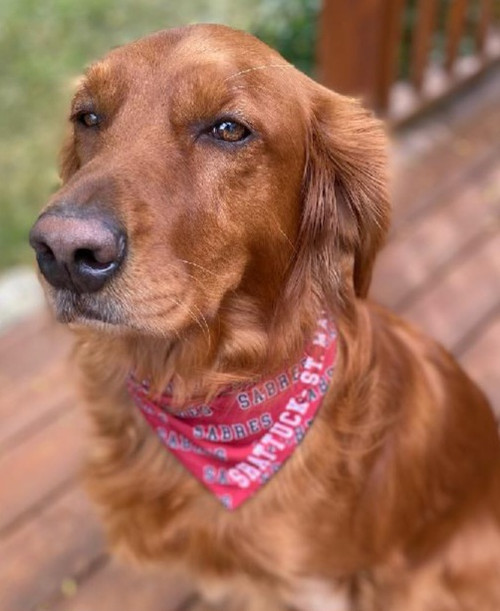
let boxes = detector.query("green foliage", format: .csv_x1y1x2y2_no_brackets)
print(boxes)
250,0,320,75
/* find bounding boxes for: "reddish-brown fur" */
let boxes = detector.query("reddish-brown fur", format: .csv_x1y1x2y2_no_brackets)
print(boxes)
36,25,500,610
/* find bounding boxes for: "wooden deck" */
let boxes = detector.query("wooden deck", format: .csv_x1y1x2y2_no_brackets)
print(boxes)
1,72,500,610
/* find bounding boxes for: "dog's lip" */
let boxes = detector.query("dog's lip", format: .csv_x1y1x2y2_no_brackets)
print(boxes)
47,286,191,335
63,308,117,325
68,316,122,333
48,289,121,326
57,307,118,326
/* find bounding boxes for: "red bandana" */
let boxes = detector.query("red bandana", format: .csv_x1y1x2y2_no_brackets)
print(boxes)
127,317,338,509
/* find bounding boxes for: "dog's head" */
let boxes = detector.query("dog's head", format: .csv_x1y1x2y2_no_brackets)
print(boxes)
30,24,389,370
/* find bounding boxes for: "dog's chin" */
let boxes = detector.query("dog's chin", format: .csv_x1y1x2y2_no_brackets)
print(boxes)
48,289,125,331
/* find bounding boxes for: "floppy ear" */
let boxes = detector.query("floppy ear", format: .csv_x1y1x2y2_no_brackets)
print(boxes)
288,86,390,314
59,125,80,183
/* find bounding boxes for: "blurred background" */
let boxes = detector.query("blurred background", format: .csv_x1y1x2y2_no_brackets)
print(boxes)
1,1,499,609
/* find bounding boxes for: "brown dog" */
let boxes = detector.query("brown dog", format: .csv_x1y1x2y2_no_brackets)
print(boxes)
30,24,500,611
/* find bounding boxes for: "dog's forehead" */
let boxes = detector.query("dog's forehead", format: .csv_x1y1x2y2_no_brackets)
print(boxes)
80,25,310,137
86,25,296,98
126,24,285,69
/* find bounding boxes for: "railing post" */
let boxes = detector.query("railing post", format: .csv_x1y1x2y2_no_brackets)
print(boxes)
411,0,439,91
445,0,468,73
317,0,385,108
317,0,404,112
376,0,406,109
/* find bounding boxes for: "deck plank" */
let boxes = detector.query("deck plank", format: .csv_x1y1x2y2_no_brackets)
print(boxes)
0,486,105,611
0,359,76,452
0,408,84,535
0,311,72,384
46,559,193,611
401,231,500,353
372,163,500,309
390,88,500,229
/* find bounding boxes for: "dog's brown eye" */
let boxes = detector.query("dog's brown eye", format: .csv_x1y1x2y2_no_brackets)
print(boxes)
77,112,100,128
211,121,250,143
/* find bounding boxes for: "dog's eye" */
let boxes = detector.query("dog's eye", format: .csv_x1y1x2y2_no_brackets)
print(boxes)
75,111,100,128
210,120,250,143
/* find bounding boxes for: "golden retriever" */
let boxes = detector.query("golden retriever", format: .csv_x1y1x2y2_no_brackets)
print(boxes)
30,24,500,611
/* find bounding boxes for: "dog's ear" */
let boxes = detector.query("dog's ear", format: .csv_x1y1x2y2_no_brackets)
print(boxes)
59,125,80,183
288,86,390,314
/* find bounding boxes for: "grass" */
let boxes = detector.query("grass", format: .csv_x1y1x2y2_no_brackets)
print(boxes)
0,0,258,270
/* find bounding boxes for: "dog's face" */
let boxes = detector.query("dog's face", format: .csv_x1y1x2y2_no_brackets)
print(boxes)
30,24,389,343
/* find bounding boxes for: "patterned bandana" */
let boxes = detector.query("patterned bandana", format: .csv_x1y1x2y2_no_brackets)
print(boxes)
127,316,338,510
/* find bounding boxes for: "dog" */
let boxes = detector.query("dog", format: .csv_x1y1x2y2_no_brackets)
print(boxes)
30,24,500,611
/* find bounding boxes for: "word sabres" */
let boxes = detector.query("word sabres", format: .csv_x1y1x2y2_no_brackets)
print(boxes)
235,361,330,411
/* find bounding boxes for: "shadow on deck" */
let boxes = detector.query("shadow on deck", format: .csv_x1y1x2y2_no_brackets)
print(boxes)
1,70,499,611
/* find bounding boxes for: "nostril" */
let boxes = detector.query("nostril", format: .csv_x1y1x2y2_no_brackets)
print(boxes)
74,248,116,272
34,240,56,261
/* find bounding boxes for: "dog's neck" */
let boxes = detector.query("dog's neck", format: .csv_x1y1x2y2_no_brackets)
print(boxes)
118,292,327,404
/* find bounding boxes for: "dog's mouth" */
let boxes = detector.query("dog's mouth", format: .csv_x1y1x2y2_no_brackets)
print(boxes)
49,289,124,327
45,282,209,339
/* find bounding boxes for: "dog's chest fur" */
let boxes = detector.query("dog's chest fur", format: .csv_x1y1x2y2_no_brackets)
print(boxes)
86,392,361,600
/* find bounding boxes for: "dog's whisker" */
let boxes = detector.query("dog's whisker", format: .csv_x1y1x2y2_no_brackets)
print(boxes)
160,262,224,299
164,294,211,343
268,215,296,252
178,259,220,277
184,300,212,348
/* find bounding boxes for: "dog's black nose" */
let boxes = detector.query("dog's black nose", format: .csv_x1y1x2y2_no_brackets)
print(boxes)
29,211,126,293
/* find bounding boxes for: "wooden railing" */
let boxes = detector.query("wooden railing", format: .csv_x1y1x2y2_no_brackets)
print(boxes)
318,0,500,124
